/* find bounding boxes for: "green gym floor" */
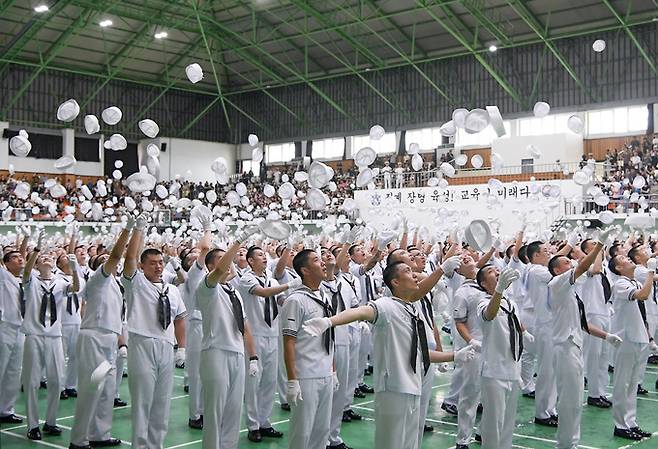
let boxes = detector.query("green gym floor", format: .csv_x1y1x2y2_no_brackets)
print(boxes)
1,361,657,449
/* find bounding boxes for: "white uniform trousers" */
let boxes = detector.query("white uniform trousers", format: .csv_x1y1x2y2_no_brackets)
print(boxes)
328,344,350,446
115,325,128,399
456,355,482,445
127,333,174,449
612,341,649,430
555,340,584,449
519,308,536,394
0,322,24,417
277,336,288,405
244,335,277,431
70,329,118,446
187,319,204,420
344,326,361,411
62,323,80,389
417,365,436,449
200,348,245,449
583,315,610,398
22,334,65,429
637,315,657,385
374,391,420,449
289,376,333,449
444,362,464,406
357,324,371,385
480,377,519,449
534,325,557,419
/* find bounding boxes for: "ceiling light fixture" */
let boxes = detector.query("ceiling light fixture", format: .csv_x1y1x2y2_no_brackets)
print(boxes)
488,44,498,52
34,4,49,12
99,19,113,27
154,31,168,39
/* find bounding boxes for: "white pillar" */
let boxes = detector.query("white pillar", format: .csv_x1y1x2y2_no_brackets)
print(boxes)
62,128,75,174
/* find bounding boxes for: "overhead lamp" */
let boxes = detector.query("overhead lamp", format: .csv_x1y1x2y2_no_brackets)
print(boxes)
154,31,168,39
488,44,498,52
34,4,49,12
99,19,113,27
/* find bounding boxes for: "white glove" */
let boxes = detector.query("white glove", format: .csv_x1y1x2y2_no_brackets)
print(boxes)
377,230,398,251
135,213,149,231
67,254,78,270
118,346,127,359
401,216,409,234
199,215,213,231
302,317,332,337
523,331,535,344
287,277,303,290
440,256,461,276
236,225,259,244
175,348,186,368
605,333,623,348
596,227,615,246
495,267,520,294
454,344,476,364
440,311,451,324
647,258,657,272
649,340,658,353
170,257,182,272
35,230,44,251
286,380,303,406
124,215,136,231
436,363,450,373
345,226,362,245
359,321,370,332
468,338,482,352
332,372,340,392
249,359,259,377
567,230,579,248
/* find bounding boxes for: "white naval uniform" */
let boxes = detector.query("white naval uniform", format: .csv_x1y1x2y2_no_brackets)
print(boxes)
281,286,335,449
181,262,207,421
415,293,438,449
122,271,187,449
444,272,466,408
321,277,358,447
21,273,69,430
549,269,590,449
369,297,428,449
239,272,281,431
526,263,557,419
477,295,523,449
453,280,485,446
350,261,377,386
60,273,84,391
633,266,655,386
610,276,650,431
69,267,123,446
196,278,247,449
275,267,300,405
581,269,612,399
510,258,534,394
340,272,362,412
0,267,25,419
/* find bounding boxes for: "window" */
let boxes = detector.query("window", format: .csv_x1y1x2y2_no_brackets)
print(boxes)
311,137,345,160
405,127,443,152
352,132,396,155
518,114,572,136
265,142,295,163
242,160,260,176
587,105,648,135
455,121,511,148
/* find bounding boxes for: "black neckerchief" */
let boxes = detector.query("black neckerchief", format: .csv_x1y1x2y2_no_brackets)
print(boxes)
221,284,245,335
630,279,648,326
297,287,335,354
420,295,434,330
256,276,278,327
574,292,591,334
343,274,359,301
392,297,430,375
18,280,25,318
39,280,57,327
322,279,347,314
499,298,523,361
154,283,171,330
600,270,612,303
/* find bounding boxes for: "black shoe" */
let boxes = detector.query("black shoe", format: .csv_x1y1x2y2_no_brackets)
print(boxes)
630,427,652,438
614,427,643,440
122,372,127,378
69,444,91,449
327,443,353,449
259,427,283,438
89,439,122,447
608,365,615,373
456,445,469,449
441,402,458,416
342,411,352,422
587,397,612,408
601,396,613,406
40,380,48,389
424,424,434,432
353,389,366,399
247,430,262,442
477,403,483,414
0,414,23,424
551,414,559,422
522,391,535,398
43,423,63,436
534,416,558,427
345,409,362,421
183,385,189,393
27,427,42,440
366,366,373,375
584,377,588,387
175,361,185,369
358,383,374,394
637,384,648,395
188,417,203,430
113,398,127,407
64,388,78,398
441,325,452,334
474,434,481,442
648,354,658,365
656,379,658,391
60,390,69,400
280,403,290,411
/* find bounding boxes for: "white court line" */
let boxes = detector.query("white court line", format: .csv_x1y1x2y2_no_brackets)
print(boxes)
0,429,69,449
616,431,658,449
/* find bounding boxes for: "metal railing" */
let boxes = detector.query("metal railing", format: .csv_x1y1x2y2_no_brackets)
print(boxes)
563,194,658,216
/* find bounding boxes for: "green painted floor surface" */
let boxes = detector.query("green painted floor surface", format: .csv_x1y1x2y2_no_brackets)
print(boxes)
1,363,657,449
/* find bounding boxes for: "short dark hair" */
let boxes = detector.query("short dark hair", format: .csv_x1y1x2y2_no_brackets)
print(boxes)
476,265,494,289
505,245,515,259
246,246,261,265
608,255,622,275
526,241,543,263
292,249,315,280
348,244,359,257
204,248,224,268
386,248,403,265
580,238,593,253
181,253,195,272
140,248,162,263
547,255,564,276
382,261,406,293
609,243,622,258
89,255,103,271
518,245,529,264
628,246,642,264
2,250,21,264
